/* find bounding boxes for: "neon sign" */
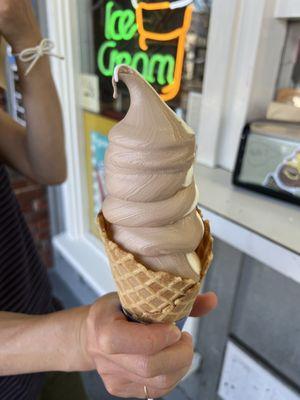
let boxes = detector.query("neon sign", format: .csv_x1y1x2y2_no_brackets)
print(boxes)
97,1,193,101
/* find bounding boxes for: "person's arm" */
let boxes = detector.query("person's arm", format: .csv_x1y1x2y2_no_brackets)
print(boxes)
0,0,66,184
0,307,92,375
0,292,217,399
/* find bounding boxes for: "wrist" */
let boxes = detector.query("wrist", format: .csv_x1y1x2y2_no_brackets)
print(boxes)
11,33,43,54
43,306,95,373
74,305,96,372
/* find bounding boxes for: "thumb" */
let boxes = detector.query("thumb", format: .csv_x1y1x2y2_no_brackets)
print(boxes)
189,292,218,317
103,319,181,355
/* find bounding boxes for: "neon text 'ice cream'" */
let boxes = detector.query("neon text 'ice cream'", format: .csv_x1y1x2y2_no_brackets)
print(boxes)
97,0,193,100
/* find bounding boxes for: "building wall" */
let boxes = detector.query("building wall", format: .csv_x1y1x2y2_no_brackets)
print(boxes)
9,171,53,268
178,239,300,400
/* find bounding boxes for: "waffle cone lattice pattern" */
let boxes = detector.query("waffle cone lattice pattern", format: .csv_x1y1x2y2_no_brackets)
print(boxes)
97,211,213,323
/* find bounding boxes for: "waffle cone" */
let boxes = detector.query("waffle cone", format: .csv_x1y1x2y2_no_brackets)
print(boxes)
97,210,213,324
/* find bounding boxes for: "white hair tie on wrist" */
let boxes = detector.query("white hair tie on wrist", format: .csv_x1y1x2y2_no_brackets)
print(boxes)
13,38,64,76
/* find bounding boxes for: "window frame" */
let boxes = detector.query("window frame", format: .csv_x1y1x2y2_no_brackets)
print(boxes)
196,0,299,170
45,0,300,294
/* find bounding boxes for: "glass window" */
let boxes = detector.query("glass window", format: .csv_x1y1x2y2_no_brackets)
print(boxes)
76,0,212,236
275,21,300,107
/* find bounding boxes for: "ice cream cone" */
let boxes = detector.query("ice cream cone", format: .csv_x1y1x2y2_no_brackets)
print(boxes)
97,209,213,324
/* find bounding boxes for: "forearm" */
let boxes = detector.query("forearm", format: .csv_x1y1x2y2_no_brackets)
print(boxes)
13,36,66,183
0,307,93,376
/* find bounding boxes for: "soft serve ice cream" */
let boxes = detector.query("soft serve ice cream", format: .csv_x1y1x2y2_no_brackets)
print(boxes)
102,65,204,281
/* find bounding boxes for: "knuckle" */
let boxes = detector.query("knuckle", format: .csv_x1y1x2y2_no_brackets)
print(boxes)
97,361,111,376
85,340,97,357
143,331,156,354
103,378,119,396
183,332,193,344
156,374,174,390
181,342,194,368
106,384,116,396
138,356,155,378
96,364,105,375
98,328,114,354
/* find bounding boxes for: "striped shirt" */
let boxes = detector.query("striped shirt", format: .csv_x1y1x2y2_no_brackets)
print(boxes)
0,164,52,400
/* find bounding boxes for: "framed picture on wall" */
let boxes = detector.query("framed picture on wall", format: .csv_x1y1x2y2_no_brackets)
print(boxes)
233,121,300,206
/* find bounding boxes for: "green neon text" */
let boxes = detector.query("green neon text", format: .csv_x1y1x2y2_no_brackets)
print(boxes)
98,41,175,85
98,1,175,86
105,1,137,41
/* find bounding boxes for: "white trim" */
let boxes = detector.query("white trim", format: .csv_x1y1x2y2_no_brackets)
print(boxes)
46,0,88,239
196,0,239,166
275,0,300,19
217,0,286,170
198,0,288,170
246,2,286,120
53,232,116,296
201,207,300,284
